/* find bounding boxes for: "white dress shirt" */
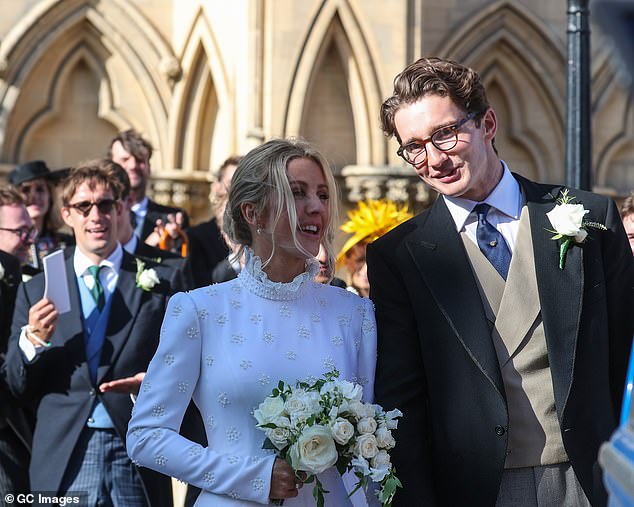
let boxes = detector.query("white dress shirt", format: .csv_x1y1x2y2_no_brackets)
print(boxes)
130,196,149,231
443,160,522,252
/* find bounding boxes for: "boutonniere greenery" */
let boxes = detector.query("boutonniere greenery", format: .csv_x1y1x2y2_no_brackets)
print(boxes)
546,189,606,269
135,258,160,291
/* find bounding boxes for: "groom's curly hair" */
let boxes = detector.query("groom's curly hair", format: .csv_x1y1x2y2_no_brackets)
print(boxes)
380,57,490,143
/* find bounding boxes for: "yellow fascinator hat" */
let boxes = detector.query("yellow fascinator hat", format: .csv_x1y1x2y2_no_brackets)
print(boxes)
337,199,413,266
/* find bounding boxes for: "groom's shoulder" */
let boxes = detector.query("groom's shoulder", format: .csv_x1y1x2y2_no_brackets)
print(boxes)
517,174,613,209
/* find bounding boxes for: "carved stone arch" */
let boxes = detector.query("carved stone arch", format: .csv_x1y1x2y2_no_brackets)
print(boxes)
440,0,566,182
168,7,232,176
17,43,122,164
0,0,179,167
284,0,384,168
593,87,634,193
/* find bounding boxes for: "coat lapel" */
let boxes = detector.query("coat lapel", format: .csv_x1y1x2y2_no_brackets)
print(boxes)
406,198,505,397
96,252,143,384
517,174,582,417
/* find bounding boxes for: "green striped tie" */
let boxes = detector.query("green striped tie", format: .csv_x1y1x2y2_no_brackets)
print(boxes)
87,265,105,311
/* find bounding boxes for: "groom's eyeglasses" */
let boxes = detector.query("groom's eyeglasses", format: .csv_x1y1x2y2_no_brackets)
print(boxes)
68,199,117,217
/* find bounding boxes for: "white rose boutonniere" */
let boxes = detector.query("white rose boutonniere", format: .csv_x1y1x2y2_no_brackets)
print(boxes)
546,189,606,269
135,259,160,291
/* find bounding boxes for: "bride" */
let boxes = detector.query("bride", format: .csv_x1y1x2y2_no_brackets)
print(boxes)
127,138,377,505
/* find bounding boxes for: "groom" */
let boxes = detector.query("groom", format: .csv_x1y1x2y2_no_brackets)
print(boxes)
367,57,634,506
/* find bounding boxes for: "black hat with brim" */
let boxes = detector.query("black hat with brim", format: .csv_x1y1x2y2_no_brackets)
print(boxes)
8,160,67,186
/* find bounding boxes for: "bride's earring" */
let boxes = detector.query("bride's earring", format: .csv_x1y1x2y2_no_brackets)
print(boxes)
256,224,262,235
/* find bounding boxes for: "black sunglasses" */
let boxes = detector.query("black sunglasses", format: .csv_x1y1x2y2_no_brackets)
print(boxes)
68,199,117,217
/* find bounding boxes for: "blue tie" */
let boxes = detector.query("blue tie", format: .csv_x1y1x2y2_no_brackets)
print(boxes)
474,203,511,280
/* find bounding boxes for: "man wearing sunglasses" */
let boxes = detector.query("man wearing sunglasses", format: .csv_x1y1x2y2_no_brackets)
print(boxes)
367,57,633,507
0,186,36,496
4,162,180,506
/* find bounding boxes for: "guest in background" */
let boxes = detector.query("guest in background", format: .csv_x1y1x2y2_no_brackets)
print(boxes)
187,156,241,288
315,243,347,288
108,129,189,249
104,158,193,288
8,160,73,270
337,199,412,297
0,186,36,495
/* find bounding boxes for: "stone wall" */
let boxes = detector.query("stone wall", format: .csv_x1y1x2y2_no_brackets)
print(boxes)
0,0,631,225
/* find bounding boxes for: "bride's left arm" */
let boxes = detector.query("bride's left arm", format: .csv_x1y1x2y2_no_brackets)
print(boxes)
126,291,276,504
357,297,377,403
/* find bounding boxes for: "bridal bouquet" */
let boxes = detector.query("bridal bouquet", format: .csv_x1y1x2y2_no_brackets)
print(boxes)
254,369,402,506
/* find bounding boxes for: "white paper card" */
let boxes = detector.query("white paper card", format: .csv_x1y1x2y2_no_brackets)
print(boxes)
43,249,71,314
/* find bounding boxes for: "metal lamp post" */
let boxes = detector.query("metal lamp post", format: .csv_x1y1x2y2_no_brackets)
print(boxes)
565,0,592,190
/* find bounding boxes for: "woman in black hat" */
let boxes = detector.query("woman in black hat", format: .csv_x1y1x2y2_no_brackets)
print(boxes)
8,160,73,269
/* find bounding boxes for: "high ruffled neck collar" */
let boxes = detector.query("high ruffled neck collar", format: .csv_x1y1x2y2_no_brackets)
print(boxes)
238,248,319,300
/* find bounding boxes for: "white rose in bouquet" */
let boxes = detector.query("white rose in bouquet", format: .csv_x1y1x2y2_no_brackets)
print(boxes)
289,424,338,474
285,389,321,425
357,417,378,435
375,425,396,449
348,400,364,418
351,455,371,475
266,425,292,450
319,381,336,396
355,433,379,459
337,380,364,401
371,449,391,468
330,417,355,445
370,463,391,482
349,400,374,419
384,409,402,430
254,396,285,425
546,203,588,240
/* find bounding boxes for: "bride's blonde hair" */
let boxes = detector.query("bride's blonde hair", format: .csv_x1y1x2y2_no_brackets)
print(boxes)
223,138,338,271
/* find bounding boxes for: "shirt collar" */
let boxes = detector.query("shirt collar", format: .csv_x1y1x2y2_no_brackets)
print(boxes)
122,234,139,255
74,243,123,277
131,196,149,216
443,160,521,232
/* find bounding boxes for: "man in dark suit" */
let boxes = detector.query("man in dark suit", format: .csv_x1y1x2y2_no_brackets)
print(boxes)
186,156,240,288
0,187,37,494
367,57,634,507
4,162,180,506
104,158,193,289
108,129,189,243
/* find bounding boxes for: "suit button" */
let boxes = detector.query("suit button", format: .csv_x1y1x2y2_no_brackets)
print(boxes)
495,425,506,436
89,389,96,397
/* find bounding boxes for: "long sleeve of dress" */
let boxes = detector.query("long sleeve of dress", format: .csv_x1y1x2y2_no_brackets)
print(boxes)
127,291,276,504
357,297,377,403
